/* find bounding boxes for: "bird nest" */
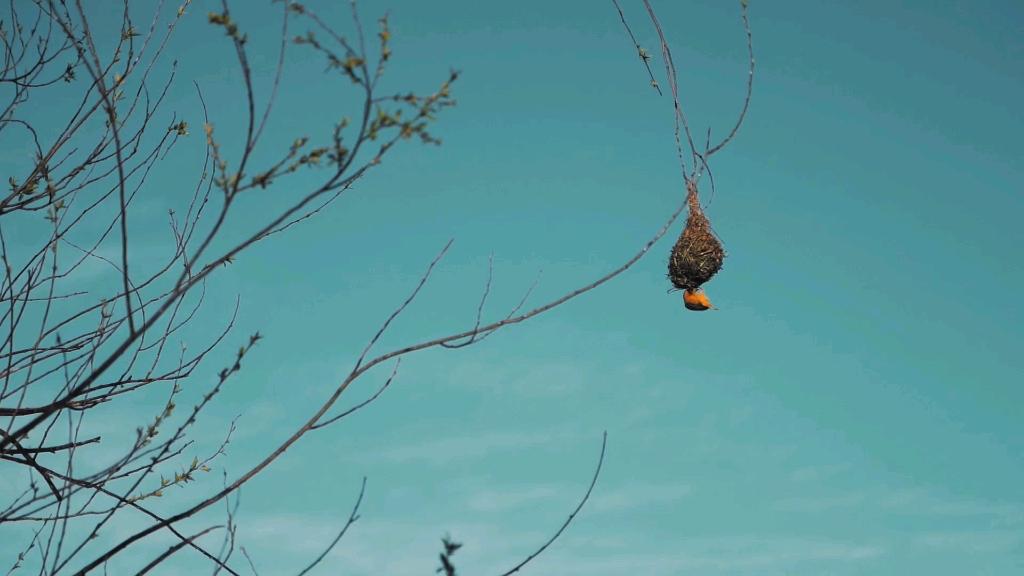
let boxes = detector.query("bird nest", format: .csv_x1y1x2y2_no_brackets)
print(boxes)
667,181,726,292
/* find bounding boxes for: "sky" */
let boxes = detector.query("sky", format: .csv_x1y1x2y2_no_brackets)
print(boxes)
1,0,1023,575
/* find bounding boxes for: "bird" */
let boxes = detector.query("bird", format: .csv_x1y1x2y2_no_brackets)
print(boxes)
683,288,716,311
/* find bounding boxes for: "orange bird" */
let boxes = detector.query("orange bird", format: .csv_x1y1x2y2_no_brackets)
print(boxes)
683,288,716,311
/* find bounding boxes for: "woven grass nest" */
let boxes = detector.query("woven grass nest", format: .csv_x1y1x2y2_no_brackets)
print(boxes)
667,181,726,292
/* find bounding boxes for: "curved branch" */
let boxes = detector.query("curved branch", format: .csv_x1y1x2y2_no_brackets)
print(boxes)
497,431,607,576
295,477,366,576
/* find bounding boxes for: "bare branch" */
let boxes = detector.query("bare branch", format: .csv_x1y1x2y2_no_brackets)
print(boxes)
295,477,366,576
497,432,607,576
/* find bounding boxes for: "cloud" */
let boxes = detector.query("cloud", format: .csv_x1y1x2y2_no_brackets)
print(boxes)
521,538,885,575
729,405,757,426
790,462,852,482
233,517,552,576
913,530,1024,553
55,240,172,289
446,359,586,396
882,488,1024,525
369,426,583,465
773,484,1024,528
772,493,867,512
467,485,561,512
589,483,693,512
461,480,693,515
927,499,1024,523
231,515,887,576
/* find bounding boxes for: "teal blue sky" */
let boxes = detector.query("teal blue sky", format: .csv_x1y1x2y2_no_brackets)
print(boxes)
2,0,1023,574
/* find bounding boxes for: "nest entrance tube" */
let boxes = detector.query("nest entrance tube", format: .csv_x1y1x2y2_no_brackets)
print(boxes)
668,181,726,292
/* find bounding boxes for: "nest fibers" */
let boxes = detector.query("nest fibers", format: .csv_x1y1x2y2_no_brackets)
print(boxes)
667,180,726,292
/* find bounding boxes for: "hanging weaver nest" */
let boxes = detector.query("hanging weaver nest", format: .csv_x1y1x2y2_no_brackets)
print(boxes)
667,180,726,292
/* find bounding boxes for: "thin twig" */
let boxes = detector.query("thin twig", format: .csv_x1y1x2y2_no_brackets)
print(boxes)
296,477,366,576
497,432,607,576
